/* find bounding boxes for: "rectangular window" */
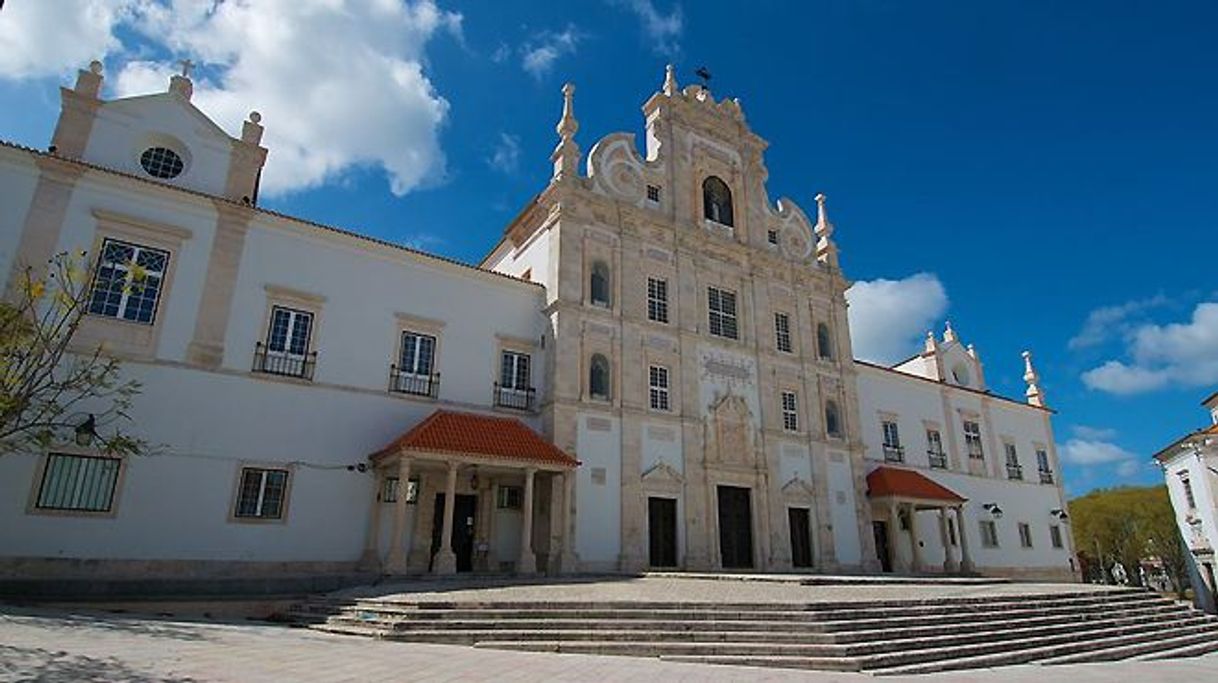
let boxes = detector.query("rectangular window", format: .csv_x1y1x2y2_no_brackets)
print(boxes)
88,238,170,325
399,331,436,375
500,351,531,390
927,429,946,469
707,286,739,340
497,485,523,509
1050,524,1064,549
963,421,984,459
1005,443,1023,480
1036,448,1054,484
767,229,778,245
781,391,799,431
1183,477,1197,510
234,467,289,520
882,420,904,462
382,476,419,504
774,312,792,353
1018,522,1033,548
647,277,669,324
646,184,661,203
34,453,121,513
649,365,670,411
267,306,313,356
980,520,999,547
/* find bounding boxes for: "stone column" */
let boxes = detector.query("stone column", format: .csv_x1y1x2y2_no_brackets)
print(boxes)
955,506,975,573
518,467,538,574
384,457,412,573
432,461,459,575
559,471,579,572
358,470,385,571
887,499,901,572
907,504,923,573
939,508,958,573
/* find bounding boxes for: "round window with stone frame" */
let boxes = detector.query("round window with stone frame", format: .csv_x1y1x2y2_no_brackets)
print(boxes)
139,146,185,179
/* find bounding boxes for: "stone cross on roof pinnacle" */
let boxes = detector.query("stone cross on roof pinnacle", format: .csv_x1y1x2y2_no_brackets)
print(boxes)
178,58,195,78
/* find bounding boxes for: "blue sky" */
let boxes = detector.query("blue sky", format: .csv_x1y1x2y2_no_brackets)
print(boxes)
1,1,1216,496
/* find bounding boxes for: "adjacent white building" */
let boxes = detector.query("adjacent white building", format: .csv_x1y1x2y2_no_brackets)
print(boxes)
0,62,1077,585
1155,392,1218,613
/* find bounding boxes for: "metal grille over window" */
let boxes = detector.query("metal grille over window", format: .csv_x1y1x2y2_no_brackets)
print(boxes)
390,331,438,397
649,365,670,411
647,277,669,323
139,146,185,179
254,306,317,380
234,467,288,519
35,454,121,512
646,184,661,202
88,238,170,325
495,351,534,410
781,391,799,431
707,286,738,339
774,312,792,353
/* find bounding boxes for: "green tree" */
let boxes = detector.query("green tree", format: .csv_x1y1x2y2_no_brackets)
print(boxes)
1069,485,1188,594
0,251,145,456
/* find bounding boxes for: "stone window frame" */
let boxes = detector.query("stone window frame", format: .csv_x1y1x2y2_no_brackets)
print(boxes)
1049,523,1064,549
706,285,740,341
979,519,1000,548
392,312,445,397
226,461,296,525
961,415,986,460
74,209,192,360
25,446,129,519
1017,522,1034,549
589,259,612,308
774,311,793,354
646,275,670,324
924,420,947,468
255,285,326,382
495,334,539,408
780,389,800,433
648,364,672,413
588,352,612,402
815,321,835,361
824,398,844,440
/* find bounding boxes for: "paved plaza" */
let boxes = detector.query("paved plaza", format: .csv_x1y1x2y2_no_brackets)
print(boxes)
2,574,1218,681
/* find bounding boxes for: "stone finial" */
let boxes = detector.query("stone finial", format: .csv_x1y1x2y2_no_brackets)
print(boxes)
1022,350,1046,407
242,111,264,145
73,60,104,99
814,193,839,267
924,330,938,354
551,82,581,181
943,320,957,343
663,64,678,96
169,65,193,101
966,343,978,359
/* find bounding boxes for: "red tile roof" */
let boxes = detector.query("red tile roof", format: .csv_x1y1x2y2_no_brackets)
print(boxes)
866,466,966,503
372,410,578,468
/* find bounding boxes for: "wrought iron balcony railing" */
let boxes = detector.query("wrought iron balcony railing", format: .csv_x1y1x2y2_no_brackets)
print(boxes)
253,342,317,381
928,451,948,469
1007,464,1024,481
883,445,905,463
493,383,536,411
1039,469,1055,485
389,367,439,398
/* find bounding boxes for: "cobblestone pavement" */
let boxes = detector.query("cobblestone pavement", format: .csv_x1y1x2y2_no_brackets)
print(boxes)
335,574,1123,604
2,605,1216,682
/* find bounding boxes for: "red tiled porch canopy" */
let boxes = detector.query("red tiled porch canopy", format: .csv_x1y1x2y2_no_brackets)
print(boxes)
866,465,966,504
371,410,579,469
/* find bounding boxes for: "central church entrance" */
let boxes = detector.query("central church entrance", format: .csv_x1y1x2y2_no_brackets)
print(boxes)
648,497,678,568
717,486,754,569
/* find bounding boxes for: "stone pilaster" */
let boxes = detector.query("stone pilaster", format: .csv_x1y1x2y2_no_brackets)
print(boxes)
186,201,253,368
5,157,86,299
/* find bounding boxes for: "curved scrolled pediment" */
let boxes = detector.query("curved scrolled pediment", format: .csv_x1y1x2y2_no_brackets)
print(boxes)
770,197,815,261
782,475,817,499
587,133,656,205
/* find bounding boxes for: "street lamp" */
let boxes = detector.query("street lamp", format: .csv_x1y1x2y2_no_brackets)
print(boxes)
74,414,97,447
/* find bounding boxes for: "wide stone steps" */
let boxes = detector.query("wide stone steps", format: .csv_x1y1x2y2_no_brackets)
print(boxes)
290,587,1218,675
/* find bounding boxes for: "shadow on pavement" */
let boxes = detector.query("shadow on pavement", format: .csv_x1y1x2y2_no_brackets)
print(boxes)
0,644,197,682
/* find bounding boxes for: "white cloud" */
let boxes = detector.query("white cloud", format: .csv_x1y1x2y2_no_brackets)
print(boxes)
487,132,521,174
1072,425,1118,441
490,43,512,64
845,273,949,365
1081,302,1218,395
615,0,683,56
1068,295,1169,350
1059,438,1137,465
521,25,580,80
0,0,137,79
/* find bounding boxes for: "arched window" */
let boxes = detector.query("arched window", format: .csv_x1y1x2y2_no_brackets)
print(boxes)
825,400,842,438
702,176,734,227
816,322,834,360
589,354,610,400
590,260,611,307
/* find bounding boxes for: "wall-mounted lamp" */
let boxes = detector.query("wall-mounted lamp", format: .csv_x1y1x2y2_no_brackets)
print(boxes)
1051,508,1070,522
74,414,97,447
346,463,368,473
982,503,1004,519
470,469,480,490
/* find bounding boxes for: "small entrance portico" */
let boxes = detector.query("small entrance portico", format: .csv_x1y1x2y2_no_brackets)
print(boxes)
365,410,579,576
866,466,973,575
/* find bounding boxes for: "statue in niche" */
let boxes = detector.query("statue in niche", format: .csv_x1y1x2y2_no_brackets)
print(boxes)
707,392,754,465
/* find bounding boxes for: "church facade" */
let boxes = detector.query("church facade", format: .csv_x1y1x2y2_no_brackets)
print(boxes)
0,63,1077,583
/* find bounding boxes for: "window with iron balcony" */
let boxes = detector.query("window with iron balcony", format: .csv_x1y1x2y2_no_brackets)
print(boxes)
926,429,947,469
881,420,904,463
253,306,317,380
495,350,535,411
390,330,439,397
1036,448,1054,484
1004,443,1023,480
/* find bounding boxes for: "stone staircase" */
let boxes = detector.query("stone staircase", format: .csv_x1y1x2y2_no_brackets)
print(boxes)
287,588,1218,675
